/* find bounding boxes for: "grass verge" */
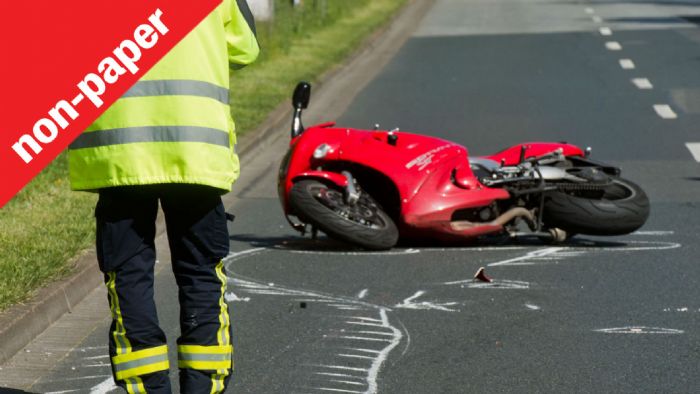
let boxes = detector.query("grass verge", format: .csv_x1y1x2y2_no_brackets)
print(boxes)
0,0,408,311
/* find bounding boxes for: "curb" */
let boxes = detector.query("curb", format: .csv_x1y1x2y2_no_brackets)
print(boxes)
0,0,434,366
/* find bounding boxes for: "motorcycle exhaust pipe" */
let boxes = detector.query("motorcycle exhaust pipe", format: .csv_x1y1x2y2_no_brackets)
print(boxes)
451,207,535,231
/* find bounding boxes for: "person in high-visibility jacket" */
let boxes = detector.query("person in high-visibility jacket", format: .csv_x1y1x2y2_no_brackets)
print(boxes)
68,1,259,393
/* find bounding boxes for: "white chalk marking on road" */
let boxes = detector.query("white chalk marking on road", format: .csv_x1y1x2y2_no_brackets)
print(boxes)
315,372,364,379
318,365,370,372
525,304,541,310
395,291,459,312
585,7,595,14
223,247,267,263
599,27,612,36
595,326,684,334
331,379,366,386
315,387,363,393
686,143,700,162
84,363,111,368
45,390,79,394
346,316,382,322
488,247,565,267
633,230,674,236
593,240,681,252
346,321,386,327
284,248,420,256
89,376,118,394
654,104,677,119
605,41,622,50
619,59,635,69
62,375,111,381
366,309,403,394
338,353,376,360
593,16,603,23
345,348,381,354
350,330,395,337
82,354,109,360
224,291,250,302
460,279,531,289
632,78,653,89
357,289,369,299
339,336,392,342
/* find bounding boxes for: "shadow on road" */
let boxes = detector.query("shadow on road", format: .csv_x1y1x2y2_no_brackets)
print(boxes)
230,232,631,252
0,388,37,394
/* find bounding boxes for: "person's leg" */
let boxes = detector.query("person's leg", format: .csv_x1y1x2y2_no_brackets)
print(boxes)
96,186,171,393
160,185,232,394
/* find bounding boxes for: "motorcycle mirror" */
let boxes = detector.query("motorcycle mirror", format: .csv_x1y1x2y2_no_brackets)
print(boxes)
292,82,311,109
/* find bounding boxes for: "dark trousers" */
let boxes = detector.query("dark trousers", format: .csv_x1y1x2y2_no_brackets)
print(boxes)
96,185,233,394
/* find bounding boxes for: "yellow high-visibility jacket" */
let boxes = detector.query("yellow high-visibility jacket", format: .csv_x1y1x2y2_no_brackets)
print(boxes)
69,0,259,192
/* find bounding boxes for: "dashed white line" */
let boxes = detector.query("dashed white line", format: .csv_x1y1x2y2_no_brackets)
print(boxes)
585,7,595,14
599,27,612,36
686,143,700,162
605,41,622,51
619,59,635,69
592,16,603,23
653,104,678,119
631,78,653,89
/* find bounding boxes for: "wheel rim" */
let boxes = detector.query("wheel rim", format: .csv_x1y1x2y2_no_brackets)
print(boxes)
308,184,389,229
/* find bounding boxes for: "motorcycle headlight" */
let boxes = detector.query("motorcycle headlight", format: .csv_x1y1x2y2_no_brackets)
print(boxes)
313,143,332,159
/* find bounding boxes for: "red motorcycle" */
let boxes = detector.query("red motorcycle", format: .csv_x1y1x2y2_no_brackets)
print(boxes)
278,82,650,250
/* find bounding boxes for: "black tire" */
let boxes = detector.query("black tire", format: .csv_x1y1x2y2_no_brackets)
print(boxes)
289,180,399,250
543,177,650,235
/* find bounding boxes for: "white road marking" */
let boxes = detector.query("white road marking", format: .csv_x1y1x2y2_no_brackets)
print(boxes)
395,291,459,312
595,326,684,334
632,78,653,89
686,143,700,162
339,336,392,342
605,41,622,51
346,321,386,327
458,279,531,289
316,387,364,393
315,372,364,379
89,376,117,394
366,309,403,394
593,16,603,23
345,348,381,354
487,247,564,267
634,230,674,236
619,59,635,69
654,104,678,119
331,380,366,386
338,353,376,360
357,289,369,299
585,7,595,14
525,304,541,310
224,291,250,302
599,27,612,36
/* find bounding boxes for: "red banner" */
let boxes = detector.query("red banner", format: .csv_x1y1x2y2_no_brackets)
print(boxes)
0,1,222,208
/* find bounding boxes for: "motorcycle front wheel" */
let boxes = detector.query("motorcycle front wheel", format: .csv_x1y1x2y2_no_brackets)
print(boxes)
289,180,399,250
543,176,650,236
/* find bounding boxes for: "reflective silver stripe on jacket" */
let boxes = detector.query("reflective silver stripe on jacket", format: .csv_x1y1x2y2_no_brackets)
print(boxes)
122,80,229,105
69,126,229,150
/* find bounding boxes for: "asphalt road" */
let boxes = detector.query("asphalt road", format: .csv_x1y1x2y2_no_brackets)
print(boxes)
8,0,700,393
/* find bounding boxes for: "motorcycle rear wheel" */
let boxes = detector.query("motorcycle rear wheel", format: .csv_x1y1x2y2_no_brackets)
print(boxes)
543,177,650,235
289,180,399,250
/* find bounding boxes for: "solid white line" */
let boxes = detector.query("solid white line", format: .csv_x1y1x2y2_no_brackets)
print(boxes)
619,59,635,69
593,16,603,23
605,41,622,51
654,104,678,119
686,143,700,162
599,27,612,36
632,78,653,89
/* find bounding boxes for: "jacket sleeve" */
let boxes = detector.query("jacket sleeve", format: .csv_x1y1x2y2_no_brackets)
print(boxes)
226,0,260,69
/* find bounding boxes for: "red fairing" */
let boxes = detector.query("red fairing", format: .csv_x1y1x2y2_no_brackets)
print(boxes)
486,143,585,165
